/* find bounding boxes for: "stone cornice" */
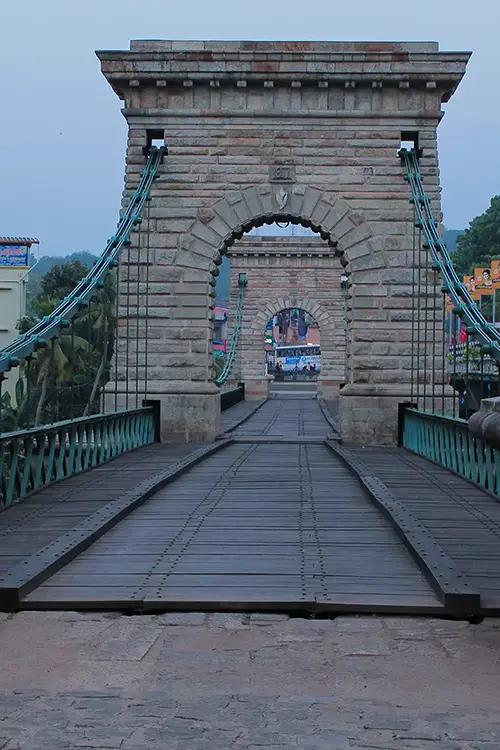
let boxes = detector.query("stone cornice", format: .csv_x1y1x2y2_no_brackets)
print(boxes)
97,40,471,104
122,109,444,121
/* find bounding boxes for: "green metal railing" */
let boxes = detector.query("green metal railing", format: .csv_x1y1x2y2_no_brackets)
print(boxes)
0,146,165,508
0,407,156,508
401,407,500,497
214,273,247,386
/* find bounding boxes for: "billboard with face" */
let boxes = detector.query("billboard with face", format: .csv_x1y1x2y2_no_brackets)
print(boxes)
491,260,500,289
464,274,480,300
474,267,494,294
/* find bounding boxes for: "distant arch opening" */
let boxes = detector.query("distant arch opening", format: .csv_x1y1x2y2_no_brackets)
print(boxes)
265,307,321,383
212,216,346,401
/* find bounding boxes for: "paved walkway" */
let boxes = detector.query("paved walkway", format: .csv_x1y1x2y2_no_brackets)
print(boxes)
0,611,499,749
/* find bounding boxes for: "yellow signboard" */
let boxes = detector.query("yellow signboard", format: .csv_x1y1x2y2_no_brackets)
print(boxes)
491,260,500,289
474,267,494,295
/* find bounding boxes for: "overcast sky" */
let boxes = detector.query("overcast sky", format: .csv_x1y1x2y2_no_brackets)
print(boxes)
1,0,498,256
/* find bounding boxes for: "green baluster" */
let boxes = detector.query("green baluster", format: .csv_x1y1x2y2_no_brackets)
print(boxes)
19,437,34,499
32,435,45,491
6,439,20,506
55,428,67,480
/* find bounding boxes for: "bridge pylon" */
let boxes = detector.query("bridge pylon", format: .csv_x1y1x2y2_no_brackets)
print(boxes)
97,40,470,445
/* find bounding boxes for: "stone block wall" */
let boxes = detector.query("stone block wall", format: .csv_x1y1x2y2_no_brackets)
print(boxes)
226,236,345,399
97,40,470,443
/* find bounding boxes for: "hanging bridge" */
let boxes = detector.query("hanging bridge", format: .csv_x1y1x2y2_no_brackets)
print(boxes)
1,40,500,618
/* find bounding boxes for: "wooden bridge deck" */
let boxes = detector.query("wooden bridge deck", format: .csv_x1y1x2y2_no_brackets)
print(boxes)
21,442,440,612
2,398,500,616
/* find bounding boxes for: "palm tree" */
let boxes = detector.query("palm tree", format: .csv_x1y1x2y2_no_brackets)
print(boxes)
33,332,90,425
84,279,116,416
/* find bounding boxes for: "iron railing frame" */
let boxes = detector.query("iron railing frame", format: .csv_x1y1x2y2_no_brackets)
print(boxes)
400,406,500,497
0,406,156,508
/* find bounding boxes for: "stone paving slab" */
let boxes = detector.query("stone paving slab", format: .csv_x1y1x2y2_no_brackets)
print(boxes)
0,612,499,748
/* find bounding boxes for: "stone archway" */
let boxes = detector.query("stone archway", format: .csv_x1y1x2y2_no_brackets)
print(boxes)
225,234,345,401
175,182,376,385
177,184,376,274
98,40,466,443
174,184,377,431
252,298,327,400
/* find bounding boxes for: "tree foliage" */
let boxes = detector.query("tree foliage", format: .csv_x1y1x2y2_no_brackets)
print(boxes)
26,252,98,314
1,260,116,431
452,196,500,275
40,260,90,300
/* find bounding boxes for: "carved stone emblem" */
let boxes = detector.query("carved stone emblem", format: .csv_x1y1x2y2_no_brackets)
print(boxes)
276,186,289,210
269,165,295,183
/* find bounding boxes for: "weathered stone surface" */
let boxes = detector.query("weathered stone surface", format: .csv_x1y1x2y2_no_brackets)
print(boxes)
226,236,345,398
98,40,468,446
0,612,499,748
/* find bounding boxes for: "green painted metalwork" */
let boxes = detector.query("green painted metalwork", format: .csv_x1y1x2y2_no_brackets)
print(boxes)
214,273,247,386
401,149,500,361
402,407,500,497
0,146,166,377
0,407,155,508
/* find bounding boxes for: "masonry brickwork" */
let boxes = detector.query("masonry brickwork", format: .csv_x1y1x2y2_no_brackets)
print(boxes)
97,40,470,444
227,235,345,400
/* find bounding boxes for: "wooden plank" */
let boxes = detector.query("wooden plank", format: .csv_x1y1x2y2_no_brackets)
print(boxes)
0,440,234,608
324,441,481,616
22,442,443,614
346,446,500,612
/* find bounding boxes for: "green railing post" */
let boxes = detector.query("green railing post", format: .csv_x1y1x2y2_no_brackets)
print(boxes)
401,406,500,498
0,407,156,509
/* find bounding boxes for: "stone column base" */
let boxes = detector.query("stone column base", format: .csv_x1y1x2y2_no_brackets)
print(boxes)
157,391,220,443
243,378,270,400
104,383,221,444
317,379,343,401
339,384,413,446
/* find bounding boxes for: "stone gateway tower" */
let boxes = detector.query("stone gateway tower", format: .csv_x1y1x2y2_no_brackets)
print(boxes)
97,40,469,444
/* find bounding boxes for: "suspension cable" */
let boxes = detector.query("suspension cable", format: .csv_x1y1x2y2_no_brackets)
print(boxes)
214,273,248,387
401,149,500,362
0,146,166,376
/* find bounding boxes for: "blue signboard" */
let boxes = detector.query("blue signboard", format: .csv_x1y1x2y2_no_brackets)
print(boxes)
0,244,30,267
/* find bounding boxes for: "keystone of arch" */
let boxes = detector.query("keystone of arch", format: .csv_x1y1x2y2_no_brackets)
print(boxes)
177,185,378,273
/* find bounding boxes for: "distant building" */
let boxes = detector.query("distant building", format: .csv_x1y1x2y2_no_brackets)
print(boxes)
0,237,39,400
213,306,228,354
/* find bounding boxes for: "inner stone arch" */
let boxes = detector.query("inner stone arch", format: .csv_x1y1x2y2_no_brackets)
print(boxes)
224,230,347,401
176,185,376,401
